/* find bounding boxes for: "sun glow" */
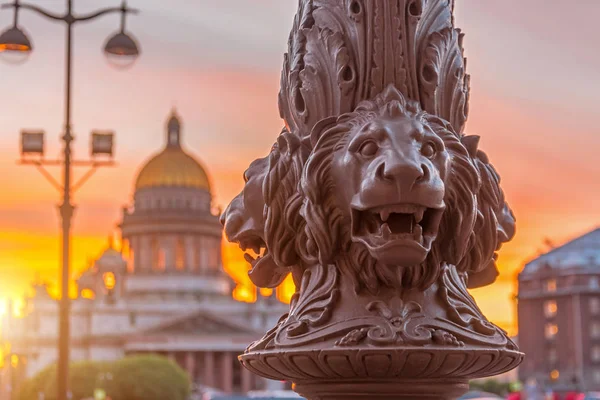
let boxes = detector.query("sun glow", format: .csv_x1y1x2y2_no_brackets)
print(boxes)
233,284,255,303
12,299,25,318
103,272,116,290
81,289,96,300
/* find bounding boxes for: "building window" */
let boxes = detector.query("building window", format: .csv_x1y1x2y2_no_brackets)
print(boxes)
592,322,600,339
128,249,135,274
548,348,558,364
592,277,600,290
129,312,137,326
157,249,166,271
591,298,600,315
544,300,557,318
103,272,116,291
593,346,600,362
81,289,95,300
545,323,558,340
176,237,186,271
545,279,557,293
594,370,600,384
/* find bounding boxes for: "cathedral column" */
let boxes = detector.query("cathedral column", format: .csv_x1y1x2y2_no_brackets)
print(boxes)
185,235,195,272
163,235,176,270
215,236,223,269
204,352,215,389
140,235,151,272
132,236,140,273
220,352,233,393
195,236,202,272
241,364,253,393
200,237,208,273
185,352,196,382
208,237,219,272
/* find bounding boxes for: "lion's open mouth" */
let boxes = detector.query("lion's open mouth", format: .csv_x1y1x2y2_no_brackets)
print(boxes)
240,237,269,268
352,204,443,249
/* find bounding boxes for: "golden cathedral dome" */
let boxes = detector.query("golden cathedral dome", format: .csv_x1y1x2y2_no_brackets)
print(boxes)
134,111,211,192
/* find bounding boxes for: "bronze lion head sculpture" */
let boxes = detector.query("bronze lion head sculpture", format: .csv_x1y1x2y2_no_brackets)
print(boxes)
223,85,514,296
297,86,481,293
221,129,310,288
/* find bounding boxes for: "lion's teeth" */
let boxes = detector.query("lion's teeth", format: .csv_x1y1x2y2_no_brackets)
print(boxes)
414,208,425,223
244,253,256,264
380,209,390,222
382,223,392,240
414,224,423,241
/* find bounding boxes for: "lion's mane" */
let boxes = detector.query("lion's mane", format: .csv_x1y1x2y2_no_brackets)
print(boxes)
263,129,311,287
458,143,516,288
298,86,481,294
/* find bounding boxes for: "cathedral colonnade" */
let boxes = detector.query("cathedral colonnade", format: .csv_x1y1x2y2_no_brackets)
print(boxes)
131,350,257,393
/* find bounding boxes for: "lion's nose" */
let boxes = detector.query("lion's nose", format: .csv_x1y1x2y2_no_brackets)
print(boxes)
377,159,429,189
219,207,228,227
220,201,234,227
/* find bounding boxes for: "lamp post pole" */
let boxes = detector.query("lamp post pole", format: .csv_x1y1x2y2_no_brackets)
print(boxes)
0,2,141,400
59,4,75,398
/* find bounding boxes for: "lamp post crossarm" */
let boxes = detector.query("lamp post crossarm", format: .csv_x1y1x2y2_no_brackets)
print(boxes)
31,162,63,193
19,159,115,167
18,158,116,194
74,6,138,24
1,3,64,22
70,165,100,193
1,2,138,24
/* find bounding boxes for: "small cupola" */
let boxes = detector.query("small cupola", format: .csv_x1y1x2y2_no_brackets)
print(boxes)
167,109,181,148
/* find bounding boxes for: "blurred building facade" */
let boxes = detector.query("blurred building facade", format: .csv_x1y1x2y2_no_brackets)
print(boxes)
518,228,600,391
2,111,286,395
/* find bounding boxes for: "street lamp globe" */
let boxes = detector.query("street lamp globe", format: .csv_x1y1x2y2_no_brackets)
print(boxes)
103,31,139,69
0,26,32,64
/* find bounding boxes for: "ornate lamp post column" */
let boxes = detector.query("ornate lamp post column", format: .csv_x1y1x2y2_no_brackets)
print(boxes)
222,1,523,399
0,2,140,400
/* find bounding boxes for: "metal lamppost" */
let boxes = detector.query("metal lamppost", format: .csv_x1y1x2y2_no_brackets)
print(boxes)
0,2,141,400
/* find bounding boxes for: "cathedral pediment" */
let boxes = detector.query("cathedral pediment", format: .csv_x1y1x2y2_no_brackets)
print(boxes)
140,309,259,336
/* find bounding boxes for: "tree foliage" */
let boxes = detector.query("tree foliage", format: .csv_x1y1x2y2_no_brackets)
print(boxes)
17,355,190,400
469,379,512,396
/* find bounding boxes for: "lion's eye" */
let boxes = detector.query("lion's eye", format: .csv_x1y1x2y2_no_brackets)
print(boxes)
359,141,378,157
421,142,436,159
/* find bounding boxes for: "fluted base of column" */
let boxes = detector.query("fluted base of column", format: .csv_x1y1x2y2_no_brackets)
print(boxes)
294,380,469,400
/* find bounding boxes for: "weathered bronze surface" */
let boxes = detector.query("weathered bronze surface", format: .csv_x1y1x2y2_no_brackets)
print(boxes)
222,1,522,398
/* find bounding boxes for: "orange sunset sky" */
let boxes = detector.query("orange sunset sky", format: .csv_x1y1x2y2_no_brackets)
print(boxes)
0,1,599,335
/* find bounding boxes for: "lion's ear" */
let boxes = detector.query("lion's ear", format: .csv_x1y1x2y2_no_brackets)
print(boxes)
461,135,480,157
278,129,302,155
